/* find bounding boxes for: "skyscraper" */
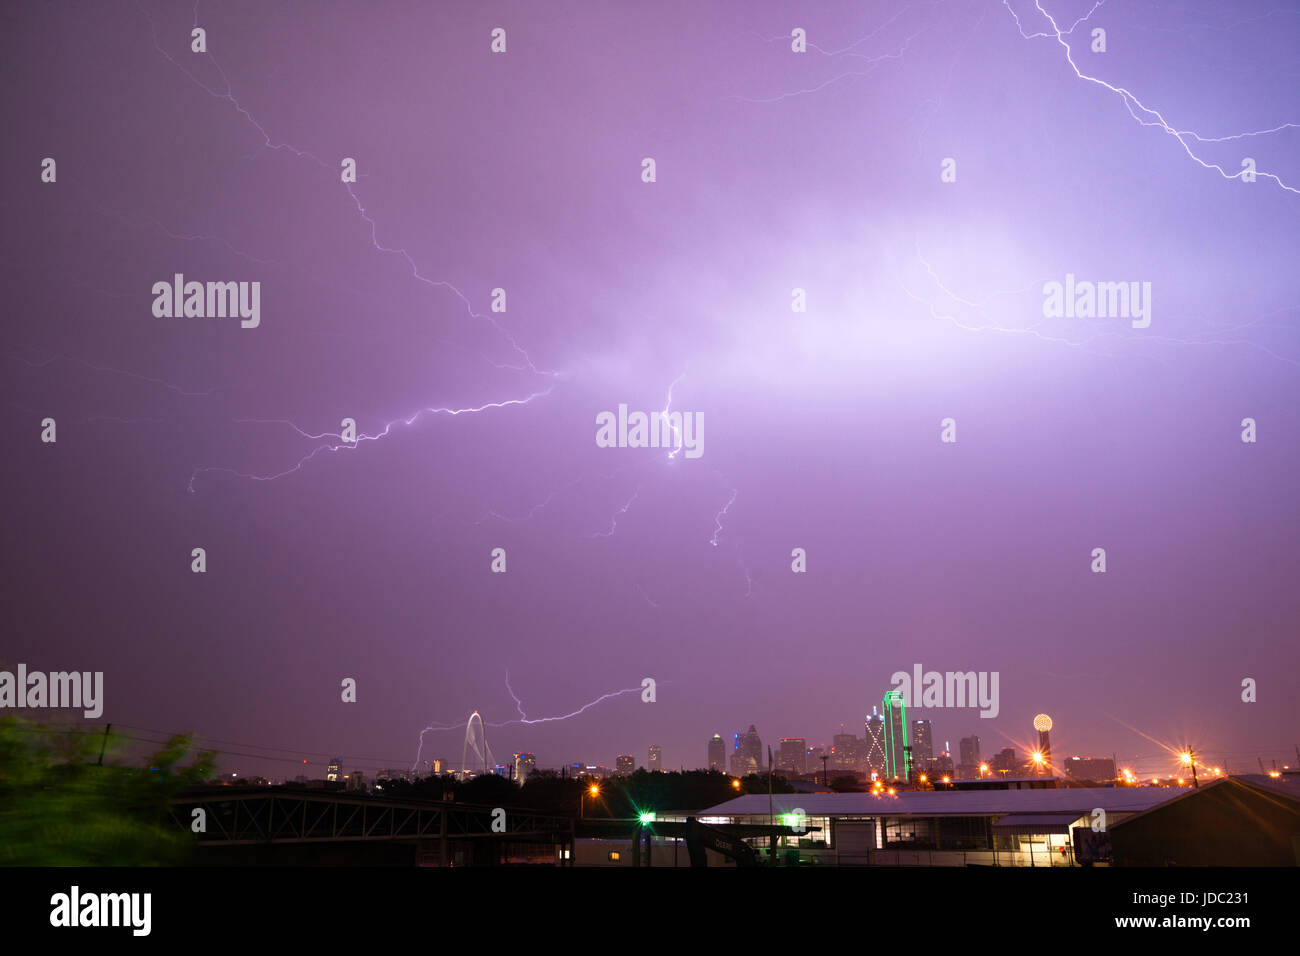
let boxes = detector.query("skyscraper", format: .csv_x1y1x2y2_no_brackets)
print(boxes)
326,757,342,783
932,747,955,780
647,745,662,771
912,719,934,768
777,737,807,775
616,754,635,776
959,735,981,778
513,752,536,780
990,747,1017,776
831,733,861,776
708,734,726,772
806,745,826,780
882,691,909,780
731,725,763,777
864,708,888,777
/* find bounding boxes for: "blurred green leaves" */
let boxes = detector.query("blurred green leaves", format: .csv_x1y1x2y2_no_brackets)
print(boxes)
0,717,215,865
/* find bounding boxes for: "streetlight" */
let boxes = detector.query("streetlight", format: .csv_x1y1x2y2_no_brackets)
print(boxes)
581,783,600,819
978,763,989,778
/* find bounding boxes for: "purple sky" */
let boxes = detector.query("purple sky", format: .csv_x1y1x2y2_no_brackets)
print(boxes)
4,0,1298,781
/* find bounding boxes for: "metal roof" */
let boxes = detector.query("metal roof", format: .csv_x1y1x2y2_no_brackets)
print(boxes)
992,812,1089,834
699,786,1178,818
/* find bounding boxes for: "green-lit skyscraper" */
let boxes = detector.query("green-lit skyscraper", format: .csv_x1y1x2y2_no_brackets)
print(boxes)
882,690,909,781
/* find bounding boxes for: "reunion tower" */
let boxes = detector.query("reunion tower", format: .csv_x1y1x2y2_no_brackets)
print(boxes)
1033,714,1053,775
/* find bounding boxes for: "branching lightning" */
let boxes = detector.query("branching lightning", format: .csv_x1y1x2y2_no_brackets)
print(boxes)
187,387,554,491
412,672,647,769
1005,0,1300,194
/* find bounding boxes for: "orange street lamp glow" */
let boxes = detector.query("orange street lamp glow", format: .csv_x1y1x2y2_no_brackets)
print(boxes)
589,785,599,796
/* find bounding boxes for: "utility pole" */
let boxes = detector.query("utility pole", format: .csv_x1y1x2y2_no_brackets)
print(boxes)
767,746,774,828
97,723,111,766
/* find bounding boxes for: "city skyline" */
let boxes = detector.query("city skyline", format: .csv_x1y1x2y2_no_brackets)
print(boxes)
132,699,1288,785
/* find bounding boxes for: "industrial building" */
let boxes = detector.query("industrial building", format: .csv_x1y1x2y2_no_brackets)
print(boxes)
688,774,1300,866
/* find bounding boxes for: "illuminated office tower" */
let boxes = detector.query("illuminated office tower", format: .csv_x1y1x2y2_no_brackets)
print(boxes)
647,745,662,771
777,737,807,775
912,720,934,768
731,724,763,777
326,757,342,783
864,709,888,777
616,754,635,776
708,734,726,771
831,733,860,775
513,752,536,780
882,691,909,780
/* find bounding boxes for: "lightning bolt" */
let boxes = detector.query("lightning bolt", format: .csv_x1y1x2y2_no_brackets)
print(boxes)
708,476,754,596
589,484,641,538
486,684,646,728
902,244,1101,352
187,387,554,491
710,487,738,547
410,718,470,772
728,29,929,105
412,673,649,769
132,1,567,497
660,370,688,459
1006,0,1300,194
